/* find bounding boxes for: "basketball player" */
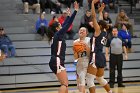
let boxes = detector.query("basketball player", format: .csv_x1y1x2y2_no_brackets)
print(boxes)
86,0,112,93
46,2,79,93
73,27,90,93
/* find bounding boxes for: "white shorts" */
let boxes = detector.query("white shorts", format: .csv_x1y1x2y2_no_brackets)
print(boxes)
76,57,89,86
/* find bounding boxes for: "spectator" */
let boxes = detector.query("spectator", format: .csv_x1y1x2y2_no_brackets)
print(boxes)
76,0,84,7
79,10,94,37
118,24,132,53
115,9,134,37
35,12,48,40
87,0,100,9
103,0,118,13
103,11,113,39
58,10,75,39
22,0,40,14
106,27,128,88
40,0,62,14
0,27,16,58
58,0,73,8
49,15,59,27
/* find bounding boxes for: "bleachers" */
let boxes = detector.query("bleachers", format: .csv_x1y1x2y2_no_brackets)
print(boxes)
0,0,140,90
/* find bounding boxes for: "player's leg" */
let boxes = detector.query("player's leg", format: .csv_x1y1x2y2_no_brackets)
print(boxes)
86,63,97,93
96,68,113,93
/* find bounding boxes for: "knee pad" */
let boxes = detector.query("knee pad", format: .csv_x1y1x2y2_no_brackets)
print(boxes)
96,76,107,86
86,73,96,88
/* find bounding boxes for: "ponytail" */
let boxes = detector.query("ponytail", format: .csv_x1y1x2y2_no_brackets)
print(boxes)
46,22,60,44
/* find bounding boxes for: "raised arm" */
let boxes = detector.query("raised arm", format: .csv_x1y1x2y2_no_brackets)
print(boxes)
98,3,105,20
58,1,79,34
91,0,100,36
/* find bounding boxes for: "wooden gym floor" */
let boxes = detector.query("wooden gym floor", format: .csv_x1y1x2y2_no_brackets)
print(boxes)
1,82,140,93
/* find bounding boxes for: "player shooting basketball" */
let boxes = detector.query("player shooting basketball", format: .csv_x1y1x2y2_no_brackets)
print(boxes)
73,27,90,93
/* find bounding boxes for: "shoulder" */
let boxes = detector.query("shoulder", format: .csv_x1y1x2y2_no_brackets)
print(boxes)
85,37,90,41
73,39,80,43
101,31,107,37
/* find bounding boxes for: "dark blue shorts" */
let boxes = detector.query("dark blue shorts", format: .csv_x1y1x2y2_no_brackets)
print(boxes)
49,56,65,74
95,52,106,68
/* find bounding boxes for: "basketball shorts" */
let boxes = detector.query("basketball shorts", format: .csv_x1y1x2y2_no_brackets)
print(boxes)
49,56,65,74
90,52,106,68
76,57,89,86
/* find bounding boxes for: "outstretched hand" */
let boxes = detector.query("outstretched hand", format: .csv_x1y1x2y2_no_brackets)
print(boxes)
98,3,105,12
74,1,79,11
92,0,99,4
66,8,71,16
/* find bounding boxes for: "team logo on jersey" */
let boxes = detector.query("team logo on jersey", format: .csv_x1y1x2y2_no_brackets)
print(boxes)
101,37,107,45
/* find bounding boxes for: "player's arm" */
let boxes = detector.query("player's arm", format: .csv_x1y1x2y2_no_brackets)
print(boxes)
73,41,79,65
91,0,101,36
98,3,105,20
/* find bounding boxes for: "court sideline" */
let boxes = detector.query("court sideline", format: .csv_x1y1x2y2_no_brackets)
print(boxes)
1,82,140,93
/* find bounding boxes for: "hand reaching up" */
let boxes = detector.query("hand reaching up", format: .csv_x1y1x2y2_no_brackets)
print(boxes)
98,3,105,12
66,8,71,16
92,0,99,4
74,1,79,11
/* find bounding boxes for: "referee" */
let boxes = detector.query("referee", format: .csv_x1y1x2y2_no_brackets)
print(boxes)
105,27,128,88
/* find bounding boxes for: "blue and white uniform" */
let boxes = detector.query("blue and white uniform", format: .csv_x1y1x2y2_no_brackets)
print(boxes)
90,31,107,68
49,10,77,74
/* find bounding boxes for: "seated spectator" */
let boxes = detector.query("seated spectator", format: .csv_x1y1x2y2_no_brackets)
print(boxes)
35,12,48,40
40,0,62,14
0,27,16,58
103,0,118,13
103,11,113,38
87,0,100,9
49,15,59,27
118,24,132,53
58,0,73,8
22,0,40,14
115,9,135,37
58,10,75,39
79,10,94,37
76,0,83,7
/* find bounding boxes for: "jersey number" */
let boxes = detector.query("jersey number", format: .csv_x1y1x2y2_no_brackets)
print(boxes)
101,37,107,45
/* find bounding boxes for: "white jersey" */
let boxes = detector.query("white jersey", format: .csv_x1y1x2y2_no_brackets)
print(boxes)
74,37,90,47
74,37,90,86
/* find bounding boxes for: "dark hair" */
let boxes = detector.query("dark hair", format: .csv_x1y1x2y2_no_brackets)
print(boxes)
0,27,4,31
53,15,58,20
98,20,108,31
86,9,91,13
46,22,60,43
121,24,129,29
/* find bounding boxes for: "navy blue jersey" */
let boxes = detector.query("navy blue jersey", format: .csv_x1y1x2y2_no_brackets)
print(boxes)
90,31,107,53
51,10,77,60
49,10,77,74
90,31,107,68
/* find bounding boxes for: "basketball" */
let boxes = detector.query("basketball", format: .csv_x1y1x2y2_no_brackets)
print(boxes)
73,41,87,53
